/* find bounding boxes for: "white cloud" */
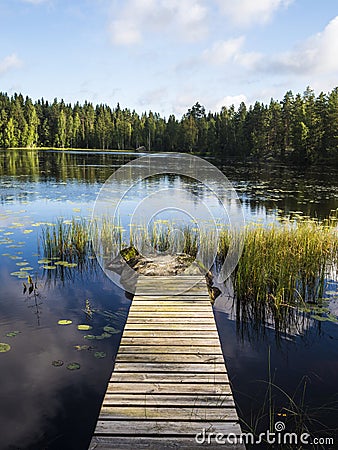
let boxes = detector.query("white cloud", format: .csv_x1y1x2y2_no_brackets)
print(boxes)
203,37,245,65
272,16,338,75
109,0,208,45
0,54,23,75
216,0,293,27
203,37,263,70
215,94,247,110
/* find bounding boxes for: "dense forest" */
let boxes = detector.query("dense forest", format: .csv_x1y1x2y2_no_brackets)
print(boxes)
0,87,337,163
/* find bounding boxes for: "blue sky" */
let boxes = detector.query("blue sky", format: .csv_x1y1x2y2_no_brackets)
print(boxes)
1,0,338,117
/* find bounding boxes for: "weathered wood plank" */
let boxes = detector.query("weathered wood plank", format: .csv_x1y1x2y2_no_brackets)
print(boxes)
124,323,217,330
127,311,213,317
122,330,220,338
114,362,227,373
118,345,223,354
120,338,220,346
101,394,235,407
126,317,216,324
115,354,225,364
130,306,211,311
109,372,229,382
99,406,239,420
106,383,232,394
132,301,211,306
90,436,246,450
135,295,210,301
94,420,242,435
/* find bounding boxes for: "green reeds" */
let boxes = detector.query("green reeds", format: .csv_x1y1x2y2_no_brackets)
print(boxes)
224,214,337,308
40,211,338,309
40,218,92,260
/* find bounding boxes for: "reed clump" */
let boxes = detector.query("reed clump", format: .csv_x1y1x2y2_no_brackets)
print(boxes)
40,211,338,307
222,212,337,308
40,218,92,260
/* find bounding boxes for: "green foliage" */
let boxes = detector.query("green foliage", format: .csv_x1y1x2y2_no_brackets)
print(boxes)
1,87,337,161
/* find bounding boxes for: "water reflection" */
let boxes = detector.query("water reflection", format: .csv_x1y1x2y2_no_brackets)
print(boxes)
0,149,337,448
0,149,337,220
0,255,130,449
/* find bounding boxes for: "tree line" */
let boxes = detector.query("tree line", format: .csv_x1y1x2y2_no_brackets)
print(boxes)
0,87,337,163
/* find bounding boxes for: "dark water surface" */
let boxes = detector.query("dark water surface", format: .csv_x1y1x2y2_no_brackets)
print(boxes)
0,150,337,449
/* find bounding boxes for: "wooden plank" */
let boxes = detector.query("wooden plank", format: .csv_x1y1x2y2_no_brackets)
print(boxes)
106,383,232,394
130,306,210,311
132,296,210,308
101,394,234,407
120,338,220,346
90,436,246,450
122,330,220,338
114,363,227,373
127,311,213,317
135,291,207,296
94,420,242,435
115,354,225,364
124,323,217,330
126,317,215,324
118,345,223,354
135,295,210,301
99,406,239,420
109,372,229,383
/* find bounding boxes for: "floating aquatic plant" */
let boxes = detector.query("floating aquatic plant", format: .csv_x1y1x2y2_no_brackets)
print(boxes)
66,362,80,370
94,352,106,359
103,325,120,334
77,324,92,331
58,320,72,325
52,360,64,367
74,345,93,351
5,331,21,338
83,334,96,340
0,343,11,352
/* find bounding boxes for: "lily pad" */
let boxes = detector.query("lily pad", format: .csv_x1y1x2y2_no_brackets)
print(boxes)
38,259,52,264
0,343,11,352
66,362,80,371
77,324,92,331
84,334,97,340
58,320,73,325
52,360,64,367
103,325,120,334
43,265,56,270
5,331,20,338
74,345,93,351
94,352,106,359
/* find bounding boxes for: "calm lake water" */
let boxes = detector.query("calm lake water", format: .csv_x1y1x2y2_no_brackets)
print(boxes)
0,149,337,450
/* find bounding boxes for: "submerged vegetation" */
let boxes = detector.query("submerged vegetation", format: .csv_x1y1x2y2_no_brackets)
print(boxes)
40,211,338,313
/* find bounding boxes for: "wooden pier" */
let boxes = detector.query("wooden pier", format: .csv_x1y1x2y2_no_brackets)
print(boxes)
90,276,245,449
